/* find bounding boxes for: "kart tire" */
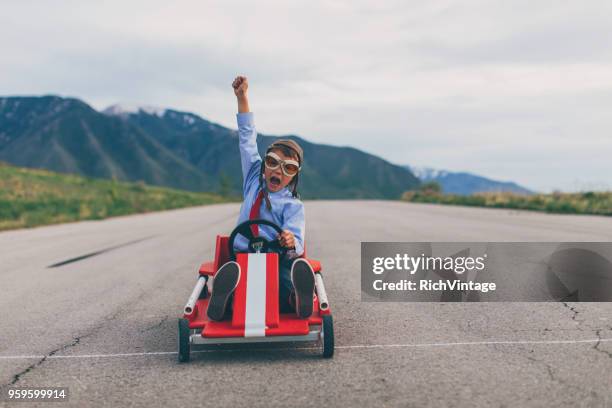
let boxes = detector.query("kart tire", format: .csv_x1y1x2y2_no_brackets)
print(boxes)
178,318,191,363
322,315,334,358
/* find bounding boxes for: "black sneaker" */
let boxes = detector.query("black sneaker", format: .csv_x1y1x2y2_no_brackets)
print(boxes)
207,261,240,321
291,258,315,318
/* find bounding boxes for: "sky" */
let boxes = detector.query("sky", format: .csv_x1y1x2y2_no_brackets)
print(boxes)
2,0,612,192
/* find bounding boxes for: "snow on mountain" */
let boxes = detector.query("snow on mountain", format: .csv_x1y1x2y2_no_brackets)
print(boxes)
102,104,205,128
408,166,448,180
102,103,166,117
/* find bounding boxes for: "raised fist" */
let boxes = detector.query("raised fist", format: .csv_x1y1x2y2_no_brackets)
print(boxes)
232,76,248,98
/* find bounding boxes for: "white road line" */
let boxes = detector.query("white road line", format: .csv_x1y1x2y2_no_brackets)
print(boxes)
335,337,612,349
0,337,610,360
0,351,176,360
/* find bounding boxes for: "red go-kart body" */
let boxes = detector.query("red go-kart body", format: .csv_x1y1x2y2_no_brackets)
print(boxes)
178,235,333,362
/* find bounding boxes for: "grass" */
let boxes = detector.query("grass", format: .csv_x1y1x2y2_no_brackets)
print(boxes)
0,163,233,231
401,189,612,216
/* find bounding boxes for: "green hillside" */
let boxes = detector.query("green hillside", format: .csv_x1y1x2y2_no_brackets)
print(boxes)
0,96,213,191
0,163,230,231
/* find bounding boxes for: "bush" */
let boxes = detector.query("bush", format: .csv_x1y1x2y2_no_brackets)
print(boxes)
401,190,612,216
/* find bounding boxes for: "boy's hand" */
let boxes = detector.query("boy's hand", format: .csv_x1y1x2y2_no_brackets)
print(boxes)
278,230,296,249
232,76,248,99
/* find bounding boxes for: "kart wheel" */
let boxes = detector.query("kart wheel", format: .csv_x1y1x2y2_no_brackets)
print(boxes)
178,318,191,363
322,315,334,358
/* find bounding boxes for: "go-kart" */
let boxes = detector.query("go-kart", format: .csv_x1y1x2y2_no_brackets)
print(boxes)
178,219,334,362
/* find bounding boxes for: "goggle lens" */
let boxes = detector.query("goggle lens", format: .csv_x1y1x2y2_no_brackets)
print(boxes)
264,155,280,168
284,163,299,175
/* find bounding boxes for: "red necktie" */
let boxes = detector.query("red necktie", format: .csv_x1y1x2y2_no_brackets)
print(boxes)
249,189,264,236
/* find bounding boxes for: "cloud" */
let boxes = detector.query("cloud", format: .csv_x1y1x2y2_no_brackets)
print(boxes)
1,0,611,192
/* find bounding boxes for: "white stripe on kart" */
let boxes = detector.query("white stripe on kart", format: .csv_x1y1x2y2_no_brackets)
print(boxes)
244,253,267,337
1,337,611,360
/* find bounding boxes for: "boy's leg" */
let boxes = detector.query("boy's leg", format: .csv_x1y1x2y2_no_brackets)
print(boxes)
291,258,315,318
207,261,240,321
278,259,294,313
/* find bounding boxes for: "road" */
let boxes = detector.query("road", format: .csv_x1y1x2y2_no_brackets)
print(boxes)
1,201,611,407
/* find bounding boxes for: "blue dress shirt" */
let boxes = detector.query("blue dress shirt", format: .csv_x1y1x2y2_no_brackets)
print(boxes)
232,112,305,257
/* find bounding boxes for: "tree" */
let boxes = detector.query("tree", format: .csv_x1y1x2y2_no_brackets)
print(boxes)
418,181,442,194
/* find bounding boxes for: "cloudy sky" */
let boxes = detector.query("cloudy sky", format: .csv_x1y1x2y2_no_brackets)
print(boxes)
2,0,612,192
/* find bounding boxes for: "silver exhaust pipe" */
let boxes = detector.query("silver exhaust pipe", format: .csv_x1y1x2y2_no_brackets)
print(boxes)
184,276,207,315
314,273,329,311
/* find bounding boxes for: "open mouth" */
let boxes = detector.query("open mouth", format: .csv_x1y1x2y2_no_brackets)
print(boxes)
269,176,281,188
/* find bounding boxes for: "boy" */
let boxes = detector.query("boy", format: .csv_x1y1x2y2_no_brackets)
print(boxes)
206,75,316,321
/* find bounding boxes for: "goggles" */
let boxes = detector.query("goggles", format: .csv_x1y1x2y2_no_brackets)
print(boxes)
264,152,301,177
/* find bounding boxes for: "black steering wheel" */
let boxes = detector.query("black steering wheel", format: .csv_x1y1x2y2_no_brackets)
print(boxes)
228,219,287,260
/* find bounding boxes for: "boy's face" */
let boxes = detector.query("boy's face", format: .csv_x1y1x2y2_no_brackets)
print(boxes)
264,148,298,193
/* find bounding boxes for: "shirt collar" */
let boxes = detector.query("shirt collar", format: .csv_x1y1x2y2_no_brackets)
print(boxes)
266,186,292,197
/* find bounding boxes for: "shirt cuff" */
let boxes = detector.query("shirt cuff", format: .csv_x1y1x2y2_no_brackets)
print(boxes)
236,112,254,127
294,240,304,257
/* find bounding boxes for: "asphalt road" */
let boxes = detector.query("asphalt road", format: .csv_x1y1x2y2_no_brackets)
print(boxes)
1,201,611,408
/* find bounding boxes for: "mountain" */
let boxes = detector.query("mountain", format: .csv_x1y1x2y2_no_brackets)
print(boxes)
407,166,533,195
0,96,420,199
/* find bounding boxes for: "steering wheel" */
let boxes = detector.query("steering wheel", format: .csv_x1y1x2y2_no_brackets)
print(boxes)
228,219,287,260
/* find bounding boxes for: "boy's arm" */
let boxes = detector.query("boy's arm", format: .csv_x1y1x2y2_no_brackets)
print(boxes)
233,76,261,189
280,201,305,257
